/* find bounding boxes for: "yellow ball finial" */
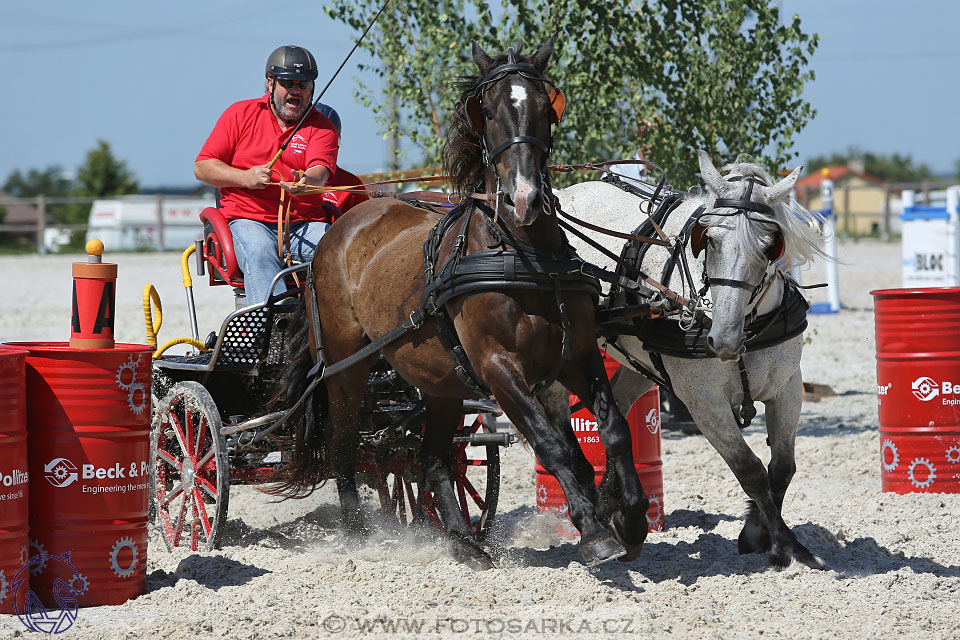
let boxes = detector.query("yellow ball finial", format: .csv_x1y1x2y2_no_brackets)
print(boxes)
820,167,831,179
86,239,104,256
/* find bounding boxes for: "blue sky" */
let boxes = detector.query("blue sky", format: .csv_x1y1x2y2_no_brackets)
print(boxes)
0,1,957,188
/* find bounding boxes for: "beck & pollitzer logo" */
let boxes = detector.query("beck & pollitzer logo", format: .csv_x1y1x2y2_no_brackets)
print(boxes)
44,457,78,488
911,376,939,402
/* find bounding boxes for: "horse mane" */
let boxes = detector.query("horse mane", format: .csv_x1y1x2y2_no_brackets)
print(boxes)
442,48,531,194
689,159,830,267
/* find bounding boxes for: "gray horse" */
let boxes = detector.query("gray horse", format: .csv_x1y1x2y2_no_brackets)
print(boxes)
551,150,829,569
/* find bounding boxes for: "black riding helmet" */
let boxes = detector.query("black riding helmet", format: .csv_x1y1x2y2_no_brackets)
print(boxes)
265,45,318,81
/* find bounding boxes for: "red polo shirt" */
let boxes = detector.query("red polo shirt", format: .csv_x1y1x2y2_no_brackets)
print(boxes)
196,94,339,224
322,166,370,216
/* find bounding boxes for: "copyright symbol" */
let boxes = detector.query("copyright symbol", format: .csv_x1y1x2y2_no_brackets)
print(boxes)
323,614,346,633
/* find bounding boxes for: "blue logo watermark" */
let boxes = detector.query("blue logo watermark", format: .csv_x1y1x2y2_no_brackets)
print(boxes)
12,552,88,634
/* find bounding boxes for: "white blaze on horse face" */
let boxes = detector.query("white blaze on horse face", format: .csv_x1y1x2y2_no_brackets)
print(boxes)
510,83,528,109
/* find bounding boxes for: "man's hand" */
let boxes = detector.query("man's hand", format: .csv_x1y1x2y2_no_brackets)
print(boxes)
280,166,331,195
241,165,273,190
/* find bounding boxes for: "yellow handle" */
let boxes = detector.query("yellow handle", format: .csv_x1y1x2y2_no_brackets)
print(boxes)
153,337,209,360
142,285,162,347
181,244,195,288
265,147,283,170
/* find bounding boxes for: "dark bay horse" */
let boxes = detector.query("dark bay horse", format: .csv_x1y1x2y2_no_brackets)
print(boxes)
271,38,649,568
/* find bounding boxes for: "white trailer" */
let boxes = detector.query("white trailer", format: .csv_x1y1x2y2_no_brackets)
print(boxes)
86,195,215,251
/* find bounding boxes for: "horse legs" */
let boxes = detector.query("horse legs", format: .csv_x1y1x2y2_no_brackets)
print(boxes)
562,349,649,562
324,364,371,535
419,395,495,570
673,373,824,570
738,369,825,568
536,383,598,504
484,365,626,565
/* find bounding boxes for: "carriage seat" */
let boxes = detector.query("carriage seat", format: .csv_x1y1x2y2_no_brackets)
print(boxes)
199,203,343,288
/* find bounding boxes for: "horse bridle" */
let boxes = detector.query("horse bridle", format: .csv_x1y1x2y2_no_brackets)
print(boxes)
465,48,566,216
690,176,785,301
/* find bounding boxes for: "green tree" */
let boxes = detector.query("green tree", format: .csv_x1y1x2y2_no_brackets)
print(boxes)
326,0,817,188
805,147,935,183
61,140,139,227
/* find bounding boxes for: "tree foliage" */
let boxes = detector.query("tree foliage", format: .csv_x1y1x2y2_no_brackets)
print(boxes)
805,146,935,183
326,0,818,188
2,166,72,199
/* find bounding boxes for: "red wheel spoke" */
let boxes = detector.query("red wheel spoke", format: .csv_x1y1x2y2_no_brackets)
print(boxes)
194,491,213,539
196,477,218,500
172,495,189,547
194,413,208,459
156,449,180,470
169,412,188,455
184,404,195,460
457,475,485,510
195,450,215,472
159,483,184,508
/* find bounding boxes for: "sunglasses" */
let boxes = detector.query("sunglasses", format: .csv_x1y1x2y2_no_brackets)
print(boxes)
275,78,313,90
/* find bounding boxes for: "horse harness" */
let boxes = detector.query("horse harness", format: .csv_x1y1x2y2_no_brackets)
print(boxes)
602,175,809,429
302,54,602,399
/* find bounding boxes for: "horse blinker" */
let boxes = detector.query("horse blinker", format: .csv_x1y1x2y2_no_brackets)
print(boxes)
691,222,708,258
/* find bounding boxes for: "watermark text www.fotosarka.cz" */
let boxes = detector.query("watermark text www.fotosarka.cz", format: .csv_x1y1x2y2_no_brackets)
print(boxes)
320,614,642,635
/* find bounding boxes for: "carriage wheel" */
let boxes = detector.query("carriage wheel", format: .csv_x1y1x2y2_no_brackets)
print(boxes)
151,381,230,551
376,415,500,541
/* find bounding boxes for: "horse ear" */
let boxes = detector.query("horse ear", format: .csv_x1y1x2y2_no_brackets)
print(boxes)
465,96,483,131
697,149,731,197
763,165,803,203
548,87,566,124
529,34,556,73
691,222,708,258
766,232,785,262
472,41,496,75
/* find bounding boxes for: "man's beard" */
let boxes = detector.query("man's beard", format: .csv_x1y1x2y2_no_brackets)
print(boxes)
272,90,311,125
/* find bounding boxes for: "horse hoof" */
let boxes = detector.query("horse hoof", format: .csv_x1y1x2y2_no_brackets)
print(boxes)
609,515,645,563
738,520,771,555
797,551,827,571
769,549,792,570
450,532,495,571
579,536,626,567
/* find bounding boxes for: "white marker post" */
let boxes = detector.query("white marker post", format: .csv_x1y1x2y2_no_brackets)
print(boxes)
813,169,841,313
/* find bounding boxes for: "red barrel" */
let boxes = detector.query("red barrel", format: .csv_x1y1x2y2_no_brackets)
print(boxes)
6,342,152,606
0,347,30,614
536,351,664,534
872,287,960,493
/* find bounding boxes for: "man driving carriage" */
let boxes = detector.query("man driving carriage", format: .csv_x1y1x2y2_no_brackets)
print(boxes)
194,45,339,304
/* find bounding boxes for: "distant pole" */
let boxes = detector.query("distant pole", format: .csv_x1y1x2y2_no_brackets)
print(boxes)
36,194,47,255
155,194,165,251
815,169,840,313
882,186,891,242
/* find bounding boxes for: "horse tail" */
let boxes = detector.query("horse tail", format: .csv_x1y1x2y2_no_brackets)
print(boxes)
262,300,329,499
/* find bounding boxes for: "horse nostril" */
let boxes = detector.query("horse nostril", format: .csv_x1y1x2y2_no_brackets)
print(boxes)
504,193,515,207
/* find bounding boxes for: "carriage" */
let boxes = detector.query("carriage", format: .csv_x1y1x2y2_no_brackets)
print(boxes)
148,206,512,552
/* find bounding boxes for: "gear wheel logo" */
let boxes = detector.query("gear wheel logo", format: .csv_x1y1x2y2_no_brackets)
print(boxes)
69,573,90,595
44,457,79,488
0,568,7,604
881,439,899,473
20,545,29,566
28,539,48,575
911,376,940,402
645,408,661,435
116,355,139,390
946,445,960,465
645,494,663,528
109,538,138,578
537,484,548,504
907,458,936,489
127,382,148,415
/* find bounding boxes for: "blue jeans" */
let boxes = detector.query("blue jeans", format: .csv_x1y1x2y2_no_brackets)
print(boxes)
229,218,330,304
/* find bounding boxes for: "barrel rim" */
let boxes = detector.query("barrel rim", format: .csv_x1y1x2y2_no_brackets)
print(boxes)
3,342,153,354
871,286,960,298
